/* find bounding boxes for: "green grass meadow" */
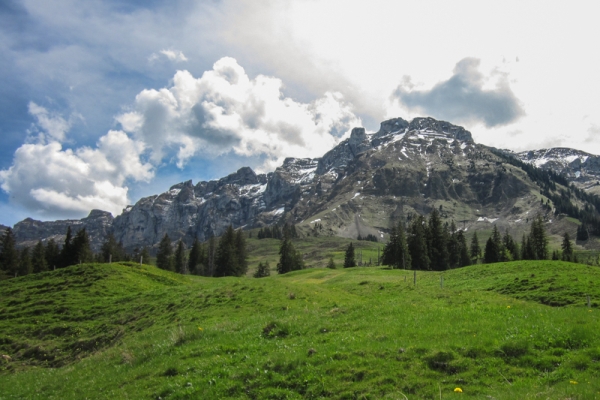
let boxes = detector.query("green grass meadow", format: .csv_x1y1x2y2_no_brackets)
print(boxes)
1,252,600,398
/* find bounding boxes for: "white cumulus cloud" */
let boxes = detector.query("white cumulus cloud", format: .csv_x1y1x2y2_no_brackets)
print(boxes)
149,49,188,63
27,102,73,142
0,130,153,219
118,57,362,170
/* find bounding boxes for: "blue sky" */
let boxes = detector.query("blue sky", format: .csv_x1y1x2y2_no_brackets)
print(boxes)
1,0,599,226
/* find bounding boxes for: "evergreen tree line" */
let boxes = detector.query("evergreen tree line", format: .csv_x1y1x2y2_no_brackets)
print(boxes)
155,225,248,277
380,209,471,271
257,223,298,240
492,148,600,237
357,233,378,242
0,226,101,278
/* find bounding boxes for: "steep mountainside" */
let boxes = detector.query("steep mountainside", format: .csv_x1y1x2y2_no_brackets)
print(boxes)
11,117,600,251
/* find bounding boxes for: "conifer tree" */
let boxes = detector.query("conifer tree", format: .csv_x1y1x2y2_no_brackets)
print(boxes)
456,230,471,267
408,215,430,270
207,235,216,276
530,215,548,260
31,240,47,273
0,228,19,276
503,230,519,261
19,248,32,276
427,209,448,270
344,242,356,268
187,237,202,275
253,261,271,278
277,231,304,274
484,236,500,264
174,240,186,274
215,225,247,277
72,228,93,264
382,222,411,269
326,257,336,269
44,239,60,270
100,233,126,263
561,232,574,262
156,234,174,271
235,229,248,276
469,232,481,263
59,226,75,268
447,221,460,268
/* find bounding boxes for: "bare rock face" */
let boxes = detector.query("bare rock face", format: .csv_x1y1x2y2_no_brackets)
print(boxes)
9,116,597,251
13,210,113,251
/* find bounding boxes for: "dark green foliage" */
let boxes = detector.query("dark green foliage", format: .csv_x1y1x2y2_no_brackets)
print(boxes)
561,232,574,262
408,215,430,270
326,257,336,269
18,248,32,276
206,236,216,277
469,232,481,263
446,221,460,268
577,223,589,241
59,226,75,268
132,246,150,264
427,209,448,270
100,233,127,263
277,232,304,274
31,241,47,273
456,230,471,268
72,229,93,264
382,222,410,269
156,234,174,271
254,261,271,278
503,230,520,261
215,226,248,277
529,215,548,260
484,225,502,264
44,239,60,271
357,234,378,242
187,237,205,275
0,228,19,276
174,240,186,274
344,242,356,268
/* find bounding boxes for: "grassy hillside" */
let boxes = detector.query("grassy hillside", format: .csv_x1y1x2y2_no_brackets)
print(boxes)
1,261,600,399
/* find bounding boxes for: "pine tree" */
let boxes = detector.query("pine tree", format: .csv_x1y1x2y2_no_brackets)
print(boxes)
456,230,471,267
344,242,356,268
530,215,548,260
187,237,202,275
469,232,481,263
382,222,411,269
59,226,75,268
156,234,174,271
44,239,60,270
577,223,589,241
215,225,244,277
503,230,520,261
19,248,32,276
561,232,574,262
427,209,448,270
207,235,216,276
31,240,47,273
174,240,187,274
483,236,500,264
277,231,304,274
72,228,93,264
100,233,126,263
235,229,248,276
408,215,430,270
0,228,19,277
447,221,460,268
521,234,535,260
253,261,271,278
326,257,336,269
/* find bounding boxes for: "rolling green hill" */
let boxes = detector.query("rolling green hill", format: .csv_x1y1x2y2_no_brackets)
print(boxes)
1,260,600,399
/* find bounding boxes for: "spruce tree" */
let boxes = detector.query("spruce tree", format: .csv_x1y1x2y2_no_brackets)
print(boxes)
187,237,202,275
382,222,411,269
215,225,243,277
72,228,93,264
156,234,174,271
427,209,448,270
100,233,126,263
31,240,47,273
456,230,471,267
0,228,19,276
408,215,430,270
277,231,304,274
530,215,548,260
561,232,574,262
45,239,60,270
174,240,186,274
326,257,336,269
253,261,271,278
344,242,356,268
469,232,481,263
483,236,500,264
59,226,75,268
207,235,216,276
235,229,248,276
19,248,32,276
447,221,460,268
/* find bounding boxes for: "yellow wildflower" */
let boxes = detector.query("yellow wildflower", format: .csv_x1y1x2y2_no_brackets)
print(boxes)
454,387,463,393
570,380,578,384
198,327,203,331
507,306,511,309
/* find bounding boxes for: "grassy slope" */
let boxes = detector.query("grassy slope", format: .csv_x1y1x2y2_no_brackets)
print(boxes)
1,260,600,399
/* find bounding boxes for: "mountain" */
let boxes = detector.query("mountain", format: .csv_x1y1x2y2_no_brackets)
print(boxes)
10,117,600,251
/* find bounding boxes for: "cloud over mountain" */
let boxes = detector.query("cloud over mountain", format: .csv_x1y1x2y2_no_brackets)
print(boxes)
392,58,524,128
117,57,362,170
